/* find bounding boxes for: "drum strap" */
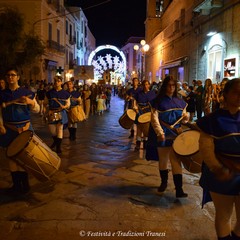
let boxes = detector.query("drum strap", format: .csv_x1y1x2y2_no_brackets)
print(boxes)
4,122,30,133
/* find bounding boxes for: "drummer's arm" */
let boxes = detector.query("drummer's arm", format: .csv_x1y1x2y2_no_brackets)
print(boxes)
199,130,232,180
63,98,70,110
181,104,190,124
0,106,6,135
151,109,165,141
77,96,82,105
29,97,40,113
132,99,139,113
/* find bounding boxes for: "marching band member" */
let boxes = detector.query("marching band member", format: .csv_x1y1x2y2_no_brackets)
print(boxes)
44,76,70,154
133,79,156,150
149,76,189,198
197,78,240,240
0,67,39,195
125,77,141,138
66,80,84,140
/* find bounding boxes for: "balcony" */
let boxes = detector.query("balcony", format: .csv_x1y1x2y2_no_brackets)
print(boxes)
193,0,223,15
69,36,76,45
47,40,65,54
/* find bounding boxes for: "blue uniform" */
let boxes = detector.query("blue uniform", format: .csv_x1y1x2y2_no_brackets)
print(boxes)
46,89,70,125
146,95,187,160
0,87,35,147
197,109,240,205
135,89,157,120
126,87,141,109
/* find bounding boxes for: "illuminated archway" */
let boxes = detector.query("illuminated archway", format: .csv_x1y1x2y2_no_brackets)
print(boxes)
88,44,127,84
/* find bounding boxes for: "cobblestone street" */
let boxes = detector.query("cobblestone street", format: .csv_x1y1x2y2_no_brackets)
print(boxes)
0,95,222,240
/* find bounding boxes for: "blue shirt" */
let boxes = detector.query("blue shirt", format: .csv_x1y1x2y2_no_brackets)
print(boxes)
197,109,240,200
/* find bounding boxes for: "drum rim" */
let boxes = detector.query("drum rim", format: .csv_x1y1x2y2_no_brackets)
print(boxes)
6,130,34,157
174,149,199,156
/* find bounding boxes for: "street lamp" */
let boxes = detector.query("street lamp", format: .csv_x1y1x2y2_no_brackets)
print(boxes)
134,40,150,81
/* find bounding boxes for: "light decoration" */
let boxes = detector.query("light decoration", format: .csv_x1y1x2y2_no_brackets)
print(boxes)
88,45,127,81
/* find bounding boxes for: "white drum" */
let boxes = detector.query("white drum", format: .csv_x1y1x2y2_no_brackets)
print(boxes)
7,130,61,181
173,130,202,173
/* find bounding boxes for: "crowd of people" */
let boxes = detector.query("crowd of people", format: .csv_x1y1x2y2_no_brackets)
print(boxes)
0,68,239,240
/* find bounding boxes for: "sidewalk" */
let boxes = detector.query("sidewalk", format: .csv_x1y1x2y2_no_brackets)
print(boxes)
0,95,218,240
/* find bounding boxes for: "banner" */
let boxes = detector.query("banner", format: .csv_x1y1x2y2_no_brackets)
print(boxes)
74,65,94,80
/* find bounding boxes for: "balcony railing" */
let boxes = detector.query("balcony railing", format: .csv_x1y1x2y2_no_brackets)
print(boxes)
47,40,65,53
193,0,223,15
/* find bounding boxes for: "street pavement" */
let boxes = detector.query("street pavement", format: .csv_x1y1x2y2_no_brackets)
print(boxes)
0,95,225,240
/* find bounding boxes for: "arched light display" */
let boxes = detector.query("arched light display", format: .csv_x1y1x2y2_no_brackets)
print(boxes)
88,45,127,81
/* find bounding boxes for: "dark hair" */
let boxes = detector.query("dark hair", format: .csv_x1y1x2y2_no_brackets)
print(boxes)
54,75,63,81
223,78,240,96
153,76,178,107
5,66,19,75
142,79,150,85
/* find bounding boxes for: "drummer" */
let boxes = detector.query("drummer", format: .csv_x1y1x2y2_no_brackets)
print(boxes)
44,76,70,154
197,78,240,240
133,79,157,151
125,77,141,138
149,76,189,198
66,80,83,141
0,67,40,195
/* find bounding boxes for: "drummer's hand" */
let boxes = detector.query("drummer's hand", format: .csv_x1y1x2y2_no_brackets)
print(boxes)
157,133,165,142
182,112,190,123
213,167,234,181
19,96,34,106
0,125,6,135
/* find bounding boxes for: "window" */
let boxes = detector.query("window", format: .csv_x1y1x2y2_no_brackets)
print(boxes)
48,23,52,41
66,20,68,35
70,24,72,41
207,45,223,83
57,29,60,44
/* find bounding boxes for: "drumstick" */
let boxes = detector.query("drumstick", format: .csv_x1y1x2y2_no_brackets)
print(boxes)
170,115,184,129
170,104,188,129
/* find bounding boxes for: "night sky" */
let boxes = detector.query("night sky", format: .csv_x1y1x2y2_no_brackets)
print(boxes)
65,0,146,48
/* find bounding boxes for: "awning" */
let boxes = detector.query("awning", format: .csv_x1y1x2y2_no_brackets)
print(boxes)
160,56,188,69
161,60,182,69
45,59,58,66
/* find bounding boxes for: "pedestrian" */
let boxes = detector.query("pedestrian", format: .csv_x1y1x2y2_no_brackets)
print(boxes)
134,79,156,150
195,80,204,119
89,83,98,115
0,78,6,91
149,75,189,198
44,76,70,154
66,80,84,141
218,78,229,109
203,78,213,115
0,67,40,195
82,84,91,119
125,77,141,138
197,78,240,240
36,83,47,116
96,90,106,115
183,84,196,122
105,87,112,108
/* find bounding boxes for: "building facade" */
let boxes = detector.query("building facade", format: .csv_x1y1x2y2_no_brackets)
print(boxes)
0,0,96,83
121,37,144,82
145,0,240,84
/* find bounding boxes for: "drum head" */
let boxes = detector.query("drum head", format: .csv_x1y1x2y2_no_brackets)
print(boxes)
138,112,151,123
7,130,33,157
173,130,200,156
127,109,136,120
